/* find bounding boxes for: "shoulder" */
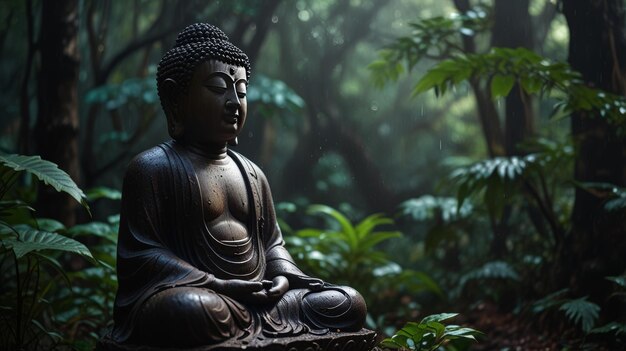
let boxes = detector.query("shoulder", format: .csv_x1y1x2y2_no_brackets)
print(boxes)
124,144,174,181
229,150,267,178
127,146,166,171
229,150,271,188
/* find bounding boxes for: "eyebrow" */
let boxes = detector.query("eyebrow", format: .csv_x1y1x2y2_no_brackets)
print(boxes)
205,72,247,85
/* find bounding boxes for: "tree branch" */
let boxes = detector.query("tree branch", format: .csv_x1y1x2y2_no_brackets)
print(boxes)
95,1,174,84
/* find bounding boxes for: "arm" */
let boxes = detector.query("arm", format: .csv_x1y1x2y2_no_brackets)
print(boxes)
258,170,324,291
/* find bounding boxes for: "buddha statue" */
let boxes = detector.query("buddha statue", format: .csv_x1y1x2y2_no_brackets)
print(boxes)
99,23,374,350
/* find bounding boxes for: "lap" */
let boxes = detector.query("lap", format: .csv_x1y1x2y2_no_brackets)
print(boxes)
131,285,366,346
134,287,252,347
260,285,366,335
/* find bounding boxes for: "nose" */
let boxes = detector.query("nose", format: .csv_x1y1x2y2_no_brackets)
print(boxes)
225,90,240,113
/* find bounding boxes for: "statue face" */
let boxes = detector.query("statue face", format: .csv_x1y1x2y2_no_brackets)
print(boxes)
178,59,248,147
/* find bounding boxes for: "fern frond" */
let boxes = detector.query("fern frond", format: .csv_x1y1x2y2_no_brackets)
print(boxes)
559,296,600,333
459,261,520,291
399,195,473,223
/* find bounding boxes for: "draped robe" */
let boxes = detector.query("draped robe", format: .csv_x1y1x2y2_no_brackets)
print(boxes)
111,141,365,347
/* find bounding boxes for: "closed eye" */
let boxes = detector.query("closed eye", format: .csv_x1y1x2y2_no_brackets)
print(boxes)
206,86,227,94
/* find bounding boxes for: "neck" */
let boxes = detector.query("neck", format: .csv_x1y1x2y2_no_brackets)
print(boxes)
178,140,229,160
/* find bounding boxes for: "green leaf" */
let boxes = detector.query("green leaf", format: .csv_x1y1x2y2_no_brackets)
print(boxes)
35,218,66,232
415,68,450,94
380,335,409,349
443,326,481,340
3,225,94,261
382,314,480,350
589,322,626,336
400,195,473,223
0,154,89,212
68,221,116,242
532,288,569,313
421,313,458,324
606,275,626,288
605,196,626,212
357,231,401,251
559,296,600,333
520,76,542,94
459,261,520,292
0,200,35,213
490,74,515,98
85,186,122,201
295,228,327,238
355,213,393,239
425,321,446,339
307,204,356,247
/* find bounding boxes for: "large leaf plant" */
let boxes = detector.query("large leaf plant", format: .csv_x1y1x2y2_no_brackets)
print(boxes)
0,154,96,350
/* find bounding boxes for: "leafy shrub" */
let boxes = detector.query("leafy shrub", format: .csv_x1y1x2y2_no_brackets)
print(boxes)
380,313,481,351
532,289,601,333
0,154,118,350
398,195,475,257
284,204,442,329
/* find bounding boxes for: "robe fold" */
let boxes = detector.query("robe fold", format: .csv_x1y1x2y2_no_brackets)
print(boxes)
111,141,309,344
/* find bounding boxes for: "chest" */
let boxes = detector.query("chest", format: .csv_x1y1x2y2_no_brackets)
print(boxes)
191,159,250,223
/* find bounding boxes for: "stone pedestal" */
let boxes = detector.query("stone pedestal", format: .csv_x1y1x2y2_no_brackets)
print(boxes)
97,329,378,351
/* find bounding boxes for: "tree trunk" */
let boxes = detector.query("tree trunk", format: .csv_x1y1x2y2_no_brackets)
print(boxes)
34,0,80,226
559,0,626,311
484,0,535,259
453,0,505,158
492,0,535,156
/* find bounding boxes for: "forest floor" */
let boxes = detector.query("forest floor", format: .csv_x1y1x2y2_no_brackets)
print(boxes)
462,301,614,351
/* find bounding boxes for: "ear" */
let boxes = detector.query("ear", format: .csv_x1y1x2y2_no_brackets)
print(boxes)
162,78,184,139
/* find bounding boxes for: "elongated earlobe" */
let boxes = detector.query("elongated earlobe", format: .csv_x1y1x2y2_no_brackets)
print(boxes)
163,78,184,140
228,137,238,146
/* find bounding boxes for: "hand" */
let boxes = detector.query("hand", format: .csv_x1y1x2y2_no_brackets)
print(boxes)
246,276,289,304
210,277,264,300
267,275,289,298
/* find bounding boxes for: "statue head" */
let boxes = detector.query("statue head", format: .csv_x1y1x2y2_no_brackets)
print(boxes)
157,23,251,145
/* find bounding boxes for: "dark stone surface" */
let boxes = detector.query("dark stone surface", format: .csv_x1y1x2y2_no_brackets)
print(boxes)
103,22,371,350
97,329,378,351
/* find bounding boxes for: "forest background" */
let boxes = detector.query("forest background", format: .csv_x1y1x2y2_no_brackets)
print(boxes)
0,0,625,350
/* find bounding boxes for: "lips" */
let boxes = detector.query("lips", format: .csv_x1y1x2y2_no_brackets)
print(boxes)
224,114,238,124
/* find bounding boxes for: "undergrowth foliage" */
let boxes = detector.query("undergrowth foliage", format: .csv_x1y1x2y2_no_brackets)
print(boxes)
0,154,119,350
283,204,443,329
380,313,481,351
369,5,626,347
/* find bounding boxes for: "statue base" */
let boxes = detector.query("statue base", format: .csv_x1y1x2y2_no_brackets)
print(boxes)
97,329,378,351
